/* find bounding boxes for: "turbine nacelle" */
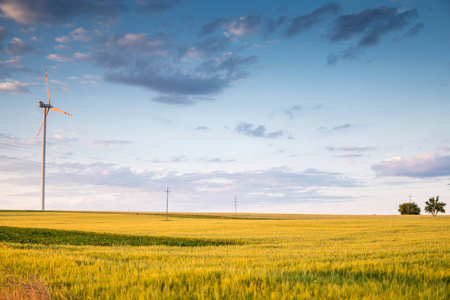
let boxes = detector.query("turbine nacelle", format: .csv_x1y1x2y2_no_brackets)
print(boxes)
37,101,71,118
39,101,52,109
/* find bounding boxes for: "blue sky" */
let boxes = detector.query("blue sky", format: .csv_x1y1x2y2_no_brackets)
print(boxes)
0,0,449,214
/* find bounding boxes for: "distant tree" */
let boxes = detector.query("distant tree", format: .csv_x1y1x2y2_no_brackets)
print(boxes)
398,202,421,215
424,196,446,217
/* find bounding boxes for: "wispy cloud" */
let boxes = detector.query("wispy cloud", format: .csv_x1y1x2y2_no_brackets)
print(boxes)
200,15,263,38
47,54,73,63
327,146,375,159
405,22,424,37
201,17,231,35
84,139,134,148
0,155,40,176
226,15,262,37
0,26,8,41
285,105,303,119
285,2,340,37
0,0,128,25
4,37,33,54
332,124,353,131
198,157,235,163
136,0,185,15
152,155,190,163
47,52,90,63
328,7,418,46
55,27,92,44
334,153,363,158
181,35,230,60
327,6,420,64
318,124,359,133
326,146,375,151
0,57,29,79
47,134,78,148
201,3,340,39
235,122,284,139
0,133,37,148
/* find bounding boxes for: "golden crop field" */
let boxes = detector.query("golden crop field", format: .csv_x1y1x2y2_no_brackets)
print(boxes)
0,211,449,299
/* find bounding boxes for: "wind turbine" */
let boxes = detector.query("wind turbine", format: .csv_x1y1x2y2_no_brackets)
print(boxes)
36,65,72,210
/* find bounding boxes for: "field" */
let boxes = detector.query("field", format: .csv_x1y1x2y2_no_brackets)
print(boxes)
0,211,449,299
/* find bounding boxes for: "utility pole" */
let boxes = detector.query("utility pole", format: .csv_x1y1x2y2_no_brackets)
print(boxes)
234,195,237,213
409,193,412,203
165,187,170,221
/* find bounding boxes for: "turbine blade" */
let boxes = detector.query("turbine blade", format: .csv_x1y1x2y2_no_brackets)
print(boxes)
45,64,50,104
36,119,45,140
51,106,72,116
36,109,49,140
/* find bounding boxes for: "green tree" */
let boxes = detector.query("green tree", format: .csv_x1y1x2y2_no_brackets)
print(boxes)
398,202,421,215
424,196,446,217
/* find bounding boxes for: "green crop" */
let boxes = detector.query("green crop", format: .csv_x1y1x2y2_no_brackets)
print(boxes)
0,211,449,299
0,226,240,247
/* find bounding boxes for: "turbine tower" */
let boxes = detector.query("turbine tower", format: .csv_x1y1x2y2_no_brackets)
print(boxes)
37,65,72,210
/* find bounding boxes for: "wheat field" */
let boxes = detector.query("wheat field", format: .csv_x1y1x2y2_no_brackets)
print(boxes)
0,211,449,299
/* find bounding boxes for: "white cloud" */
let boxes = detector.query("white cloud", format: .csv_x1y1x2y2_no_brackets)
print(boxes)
55,36,70,43
55,27,92,44
47,54,73,62
47,52,89,62
1,159,360,209
0,79,36,94
54,44,68,50
372,152,450,178
0,1,33,24
30,36,43,42
73,52,89,60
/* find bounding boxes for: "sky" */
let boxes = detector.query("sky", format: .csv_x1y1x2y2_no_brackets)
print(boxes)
0,0,449,215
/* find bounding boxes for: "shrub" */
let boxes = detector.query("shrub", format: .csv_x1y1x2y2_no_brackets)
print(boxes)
398,202,421,215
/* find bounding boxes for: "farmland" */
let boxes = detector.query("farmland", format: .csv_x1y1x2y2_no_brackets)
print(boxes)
0,211,449,299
